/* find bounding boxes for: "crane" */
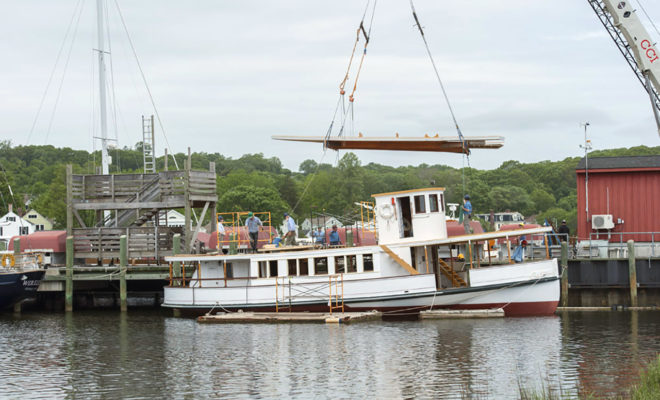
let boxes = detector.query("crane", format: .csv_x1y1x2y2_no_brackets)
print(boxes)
587,0,660,137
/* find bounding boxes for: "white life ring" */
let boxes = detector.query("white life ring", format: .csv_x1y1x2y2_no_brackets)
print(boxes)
378,204,394,220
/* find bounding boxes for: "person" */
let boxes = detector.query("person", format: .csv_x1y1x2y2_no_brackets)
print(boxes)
245,211,262,252
284,212,297,246
217,215,226,253
462,195,473,234
329,225,341,246
313,226,325,246
558,219,570,242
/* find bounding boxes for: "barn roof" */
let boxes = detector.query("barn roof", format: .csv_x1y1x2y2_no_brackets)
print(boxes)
576,155,660,170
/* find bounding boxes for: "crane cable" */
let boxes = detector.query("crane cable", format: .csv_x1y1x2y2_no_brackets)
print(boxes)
324,1,377,144
409,0,470,195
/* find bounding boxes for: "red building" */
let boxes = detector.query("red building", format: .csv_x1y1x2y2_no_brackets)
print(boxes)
576,155,660,242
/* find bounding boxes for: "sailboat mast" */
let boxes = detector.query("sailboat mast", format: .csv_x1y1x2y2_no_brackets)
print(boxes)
97,0,110,175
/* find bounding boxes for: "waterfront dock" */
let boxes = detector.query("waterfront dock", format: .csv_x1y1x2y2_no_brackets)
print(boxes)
197,310,382,324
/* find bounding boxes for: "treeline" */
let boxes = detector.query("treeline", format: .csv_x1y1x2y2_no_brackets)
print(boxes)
1,140,658,232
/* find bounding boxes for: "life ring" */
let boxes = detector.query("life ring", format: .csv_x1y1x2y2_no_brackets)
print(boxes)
1,254,15,267
378,204,395,220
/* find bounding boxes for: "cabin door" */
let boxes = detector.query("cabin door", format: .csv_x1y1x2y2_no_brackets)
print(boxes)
430,245,441,289
397,196,414,238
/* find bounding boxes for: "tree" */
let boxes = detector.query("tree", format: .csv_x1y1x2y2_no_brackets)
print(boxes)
530,188,556,214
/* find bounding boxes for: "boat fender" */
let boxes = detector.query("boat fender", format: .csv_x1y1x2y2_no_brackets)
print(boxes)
1,254,15,268
378,204,394,220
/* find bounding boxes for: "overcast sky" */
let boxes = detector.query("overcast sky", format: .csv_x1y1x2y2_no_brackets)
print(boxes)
2,0,660,172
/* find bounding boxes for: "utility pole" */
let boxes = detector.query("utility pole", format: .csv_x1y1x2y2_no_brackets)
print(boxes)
579,122,592,223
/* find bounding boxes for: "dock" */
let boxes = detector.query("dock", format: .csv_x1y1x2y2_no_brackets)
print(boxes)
420,308,505,319
197,310,382,324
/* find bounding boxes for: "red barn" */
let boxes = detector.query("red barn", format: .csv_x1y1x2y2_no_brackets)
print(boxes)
576,155,660,242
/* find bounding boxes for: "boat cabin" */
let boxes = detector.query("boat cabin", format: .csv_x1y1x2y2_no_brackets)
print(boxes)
372,187,447,245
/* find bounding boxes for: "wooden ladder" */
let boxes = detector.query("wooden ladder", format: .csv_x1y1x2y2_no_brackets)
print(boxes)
437,259,467,287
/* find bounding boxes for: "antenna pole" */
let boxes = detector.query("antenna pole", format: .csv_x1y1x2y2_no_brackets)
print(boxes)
580,122,592,223
97,0,109,175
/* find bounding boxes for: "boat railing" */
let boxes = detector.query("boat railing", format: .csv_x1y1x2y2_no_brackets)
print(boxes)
217,211,275,252
573,232,660,259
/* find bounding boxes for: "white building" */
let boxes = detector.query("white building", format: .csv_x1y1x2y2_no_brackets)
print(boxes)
0,205,35,248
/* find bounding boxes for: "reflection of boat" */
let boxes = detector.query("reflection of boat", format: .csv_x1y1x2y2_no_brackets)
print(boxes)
163,187,559,316
0,253,45,310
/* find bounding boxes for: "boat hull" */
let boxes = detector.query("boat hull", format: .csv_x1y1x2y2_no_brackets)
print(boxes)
163,275,559,317
0,270,45,310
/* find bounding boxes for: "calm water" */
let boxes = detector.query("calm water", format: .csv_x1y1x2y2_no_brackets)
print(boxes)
1,310,659,399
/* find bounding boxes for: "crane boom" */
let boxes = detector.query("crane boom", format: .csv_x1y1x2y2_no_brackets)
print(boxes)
588,0,660,136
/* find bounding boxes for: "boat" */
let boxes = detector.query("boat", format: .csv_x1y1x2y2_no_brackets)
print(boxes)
0,253,45,310
163,187,559,316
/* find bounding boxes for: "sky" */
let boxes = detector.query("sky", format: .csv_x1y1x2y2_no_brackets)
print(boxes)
2,0,660,172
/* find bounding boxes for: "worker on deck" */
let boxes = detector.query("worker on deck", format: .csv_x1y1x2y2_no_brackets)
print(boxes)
462,195,473,234
329,225,341,246
313,227,326,246
558,219,570,242
284,213,297,246
245,212,263,253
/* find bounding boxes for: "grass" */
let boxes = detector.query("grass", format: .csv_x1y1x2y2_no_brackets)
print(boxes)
630,355,660,400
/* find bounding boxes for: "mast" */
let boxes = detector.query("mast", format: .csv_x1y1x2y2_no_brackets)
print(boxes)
97,0,110,175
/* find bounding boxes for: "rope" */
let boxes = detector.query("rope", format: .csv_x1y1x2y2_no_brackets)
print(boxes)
44,1,85,145
635,0,660,38
113,0,179,170
26,0,84,146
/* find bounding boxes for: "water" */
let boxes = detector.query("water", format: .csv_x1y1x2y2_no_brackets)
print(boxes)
1,310,659,399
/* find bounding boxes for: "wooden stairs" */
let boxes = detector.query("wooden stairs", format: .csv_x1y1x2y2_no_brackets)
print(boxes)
437,259,467,287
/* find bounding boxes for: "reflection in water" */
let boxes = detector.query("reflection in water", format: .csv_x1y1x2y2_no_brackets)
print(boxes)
0,311,658,398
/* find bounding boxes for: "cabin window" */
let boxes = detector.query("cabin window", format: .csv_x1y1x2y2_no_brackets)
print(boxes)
363,254,374,271
269,260,278,277
314,257,328,275
288,259,297,276
429,194,439,213
299,258,309,276
336,256,346,273
259,261,268,278
347,255,357,273
414,195,426,214
225,263,234,279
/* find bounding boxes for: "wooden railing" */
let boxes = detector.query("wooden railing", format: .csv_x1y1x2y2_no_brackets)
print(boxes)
71,170,215,204
73,226,182,259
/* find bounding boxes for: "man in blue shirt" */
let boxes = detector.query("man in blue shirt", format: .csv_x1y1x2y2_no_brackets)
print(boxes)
245,211,262,252
462,195,472,234
329,225,341,246
284,213,297,246
313,227,325,246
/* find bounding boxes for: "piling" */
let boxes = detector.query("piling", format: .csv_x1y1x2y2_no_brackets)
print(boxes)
119,235,127,312
628,240,638,307
172,234,181,286
561,241,569,307
229,233,238,255
65,236,73,312
13,237,20,255
346,229,354,247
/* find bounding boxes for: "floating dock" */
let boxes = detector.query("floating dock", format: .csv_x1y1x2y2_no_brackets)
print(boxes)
197,310,382,324
419,308,505,319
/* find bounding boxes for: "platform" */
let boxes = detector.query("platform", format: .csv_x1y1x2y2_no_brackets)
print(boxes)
419,308,505,319
197,310,382,324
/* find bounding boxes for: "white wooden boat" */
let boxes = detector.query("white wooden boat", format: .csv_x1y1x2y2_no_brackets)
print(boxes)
163,187,559,316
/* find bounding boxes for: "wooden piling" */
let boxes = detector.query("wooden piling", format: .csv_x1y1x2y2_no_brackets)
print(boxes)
120,235,127,312
172,234,181,286
561,241,569,307
628,240,638,307
65,236,73,312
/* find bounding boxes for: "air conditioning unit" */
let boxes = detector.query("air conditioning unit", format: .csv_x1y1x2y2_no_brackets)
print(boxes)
592,214,614,230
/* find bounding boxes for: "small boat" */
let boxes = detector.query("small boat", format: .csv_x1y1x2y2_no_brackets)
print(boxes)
163,187,559,317
0,253,45,310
